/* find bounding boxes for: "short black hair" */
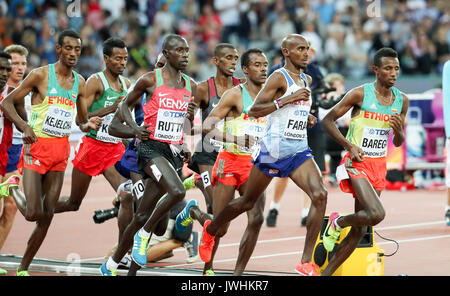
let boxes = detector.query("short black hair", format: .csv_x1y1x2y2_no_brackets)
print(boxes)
0,51,12,60
162,34,186,50
103,37,127,56
373,47,398,67
214,43,236,57
58,29,81,46
241,48,264,68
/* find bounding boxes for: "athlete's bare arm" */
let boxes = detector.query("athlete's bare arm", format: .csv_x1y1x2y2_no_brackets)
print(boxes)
390,92,409,147
108,104,139,139
1,67,47,144
75,75,103,132
322,86,365,162
248,71,311,118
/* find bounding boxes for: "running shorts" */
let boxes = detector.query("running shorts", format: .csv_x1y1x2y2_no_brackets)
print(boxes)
6,144,23,173
72,136,125,177
253,142,314,178
187,150,219,175
211,150,253,190
19,137,70,175
136,139,182,179
338,152,387,197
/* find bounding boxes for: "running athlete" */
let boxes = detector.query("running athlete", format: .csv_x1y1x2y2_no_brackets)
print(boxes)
191,48,268,276
185,43,242,214
198,34,328,276
100,34,197,276
0,46,27,251
0,51,13,275
0,29,103,276
320,47,408,276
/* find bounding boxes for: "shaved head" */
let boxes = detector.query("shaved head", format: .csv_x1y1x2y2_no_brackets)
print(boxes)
162,34,187,50
281,34,309,53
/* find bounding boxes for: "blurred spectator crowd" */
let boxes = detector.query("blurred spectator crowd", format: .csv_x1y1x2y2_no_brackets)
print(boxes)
0,0,449,83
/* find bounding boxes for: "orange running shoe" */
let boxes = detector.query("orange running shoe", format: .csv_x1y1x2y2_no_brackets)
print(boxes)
295,261,320,276
199,220,215,263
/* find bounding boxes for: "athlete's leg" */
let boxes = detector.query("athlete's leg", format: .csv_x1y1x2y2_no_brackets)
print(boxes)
17,170,65,272
10,168,42,221
196,164,214,214
0,172,20,249
288,158,327,263
54,167,92,213
234,182,265,276
202,181,236,274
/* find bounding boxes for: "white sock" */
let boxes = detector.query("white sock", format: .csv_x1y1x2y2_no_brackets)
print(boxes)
301,208,309,218
334,217,342,230
138,228,151,239
270,201,280,211
106,257,119,270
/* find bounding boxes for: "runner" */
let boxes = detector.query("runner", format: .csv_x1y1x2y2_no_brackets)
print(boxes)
320,47,408,276
198,34,328,276
100,34,197,276
0,50,13,275
185,43,242,214
0,45,28,252
0,29,103,276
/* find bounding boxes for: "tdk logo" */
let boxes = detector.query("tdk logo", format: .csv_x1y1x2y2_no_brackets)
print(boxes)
369,128,390,136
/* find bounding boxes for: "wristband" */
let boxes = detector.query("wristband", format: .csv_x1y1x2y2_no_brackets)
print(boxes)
273,100,280,110
276,98,283,108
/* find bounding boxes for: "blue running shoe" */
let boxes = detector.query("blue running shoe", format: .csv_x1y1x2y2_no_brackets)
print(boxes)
100,261,117,276
131,232,149,267
176,199,199,233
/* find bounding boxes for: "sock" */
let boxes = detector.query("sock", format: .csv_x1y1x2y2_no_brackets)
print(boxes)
301,208,309,218
106,257,119,270
138,228,151,239
270,201,280,211
334,216,342,230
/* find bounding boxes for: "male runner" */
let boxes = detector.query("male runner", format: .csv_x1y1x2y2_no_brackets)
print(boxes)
100,34,197,276
190,48,268,276
0,45,28,252
53,37,133,246
198,34,328,276
320,47,408,276
185,43,242,214
0,29,102,276
0,51,13,275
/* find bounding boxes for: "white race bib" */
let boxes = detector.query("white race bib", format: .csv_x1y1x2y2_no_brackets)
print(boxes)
360,127,390,158
154,108,185,142
42,105,73,137
96,113,121,143
0,116,4,142
282,106,309,140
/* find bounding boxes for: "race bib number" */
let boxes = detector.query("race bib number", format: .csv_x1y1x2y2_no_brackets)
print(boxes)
360,127,390,157
283,107,308,140
201,171,211,188
96,113,121,143
154,108,185,142
42,105,73,137
132,179,145,200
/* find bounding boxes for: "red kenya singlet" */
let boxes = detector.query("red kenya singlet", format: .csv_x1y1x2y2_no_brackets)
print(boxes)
143,68,192,145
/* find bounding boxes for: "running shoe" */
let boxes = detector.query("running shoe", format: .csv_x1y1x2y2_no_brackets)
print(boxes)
323,212,342,252
175,199,198,233
295,261,320,276
100,261,117,276
199,220,215,263
131,231,149,267
203,269,215,276
118,253,132,269
0,175,20,199
446,209,450,226
16,269,29,276
184,231,200,264
183,174,197,190
266,208,278,227
0,265,7,275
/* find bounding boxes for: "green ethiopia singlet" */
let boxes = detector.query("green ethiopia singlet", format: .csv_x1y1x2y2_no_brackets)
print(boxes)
345,83,404,158
29,63,79,138
223,85,267,155
85,71,128,143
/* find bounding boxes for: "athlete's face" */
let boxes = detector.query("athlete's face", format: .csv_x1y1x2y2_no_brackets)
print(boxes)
165,39,190,70
9,53,27,84
243,53,268,86
373,57,400,87
214,48,239,77
284,37,309,70
105,47,128,75
57,37,82,68
0,57,12,89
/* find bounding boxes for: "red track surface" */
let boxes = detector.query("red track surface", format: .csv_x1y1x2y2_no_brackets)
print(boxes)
1,160,449,276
